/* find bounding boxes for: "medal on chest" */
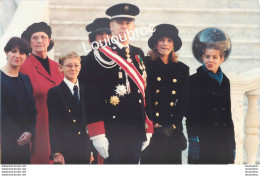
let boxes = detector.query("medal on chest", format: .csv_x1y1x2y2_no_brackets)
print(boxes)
118,67,123,79
124,47,132,63
135,55,147,86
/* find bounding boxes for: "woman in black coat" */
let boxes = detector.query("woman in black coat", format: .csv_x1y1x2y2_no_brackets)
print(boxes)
186,44,235,164
141,24,190,164
1,37,37,164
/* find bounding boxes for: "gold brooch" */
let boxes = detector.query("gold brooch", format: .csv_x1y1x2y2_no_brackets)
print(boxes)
110,95,120,106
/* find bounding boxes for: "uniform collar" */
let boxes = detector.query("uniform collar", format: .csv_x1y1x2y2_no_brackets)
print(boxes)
116,42,129,49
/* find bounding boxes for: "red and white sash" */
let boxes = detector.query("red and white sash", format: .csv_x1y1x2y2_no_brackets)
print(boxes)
99,46,153,130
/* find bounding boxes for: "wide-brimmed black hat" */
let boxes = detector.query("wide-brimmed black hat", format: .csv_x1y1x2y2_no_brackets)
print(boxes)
106,3,139,21
148,24,182,52
86,18,111,42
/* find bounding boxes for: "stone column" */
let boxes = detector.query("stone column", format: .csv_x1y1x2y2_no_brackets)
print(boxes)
244,89,260,164
229,74,249,164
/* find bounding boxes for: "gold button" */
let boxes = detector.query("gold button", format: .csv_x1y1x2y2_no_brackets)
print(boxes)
171,114,173,117
73,119,76,123
172,124,176,129
137,90,140,93
156,112,159,117
154,101,158,106
157,77,161,81
170,102,174,106
173,79,177,83
68,109,71,112
139,99,142,103
156,90,160,93
78,132,81,135
113,116,116,119
172,90,176,94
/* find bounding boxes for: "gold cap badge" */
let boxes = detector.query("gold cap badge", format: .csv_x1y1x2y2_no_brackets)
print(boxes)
124,5,129,11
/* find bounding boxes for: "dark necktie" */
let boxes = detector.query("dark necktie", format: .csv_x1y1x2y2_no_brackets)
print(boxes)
73,85,80,103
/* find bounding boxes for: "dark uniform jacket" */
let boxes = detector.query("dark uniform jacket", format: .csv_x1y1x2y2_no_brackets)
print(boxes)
79,43,152,142
47,81,91,164
186,66,235,164
1,72,36,164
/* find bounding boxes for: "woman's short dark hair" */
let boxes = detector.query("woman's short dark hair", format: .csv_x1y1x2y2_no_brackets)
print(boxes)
4,37,30,55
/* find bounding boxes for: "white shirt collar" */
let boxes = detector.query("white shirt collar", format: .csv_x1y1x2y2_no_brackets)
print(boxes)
116,42,129,50
63,77,79,95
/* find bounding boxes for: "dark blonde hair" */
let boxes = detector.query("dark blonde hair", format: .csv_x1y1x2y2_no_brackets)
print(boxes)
203,44,225,59
147,46,178,63
59,51,81,65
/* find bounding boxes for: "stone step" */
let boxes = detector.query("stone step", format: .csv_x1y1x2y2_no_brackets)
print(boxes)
49,0,260,9
49,5,260,25
50,20,260,41
52,36,260,57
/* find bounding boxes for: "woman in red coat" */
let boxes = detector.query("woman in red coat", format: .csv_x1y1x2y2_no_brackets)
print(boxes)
20,22,63,164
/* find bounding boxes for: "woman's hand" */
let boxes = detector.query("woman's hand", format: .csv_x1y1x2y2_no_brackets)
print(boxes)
17,132,32,146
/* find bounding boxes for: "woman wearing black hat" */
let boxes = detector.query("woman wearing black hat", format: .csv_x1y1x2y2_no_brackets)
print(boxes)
19,22,63,164
1,37,36,164
141,24,190,164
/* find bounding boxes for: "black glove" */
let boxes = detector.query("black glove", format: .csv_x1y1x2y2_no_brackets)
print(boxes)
188,136,200,164
153,124,176,142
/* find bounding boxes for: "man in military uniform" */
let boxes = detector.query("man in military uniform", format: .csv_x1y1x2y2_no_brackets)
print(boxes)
79,17,111,89
82,3,153,164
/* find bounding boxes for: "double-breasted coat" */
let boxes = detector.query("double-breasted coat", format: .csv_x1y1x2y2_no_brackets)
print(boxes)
47,81,91,164
141,57,190,164
79,44,153,143
186,66,235,164
20,54,63,164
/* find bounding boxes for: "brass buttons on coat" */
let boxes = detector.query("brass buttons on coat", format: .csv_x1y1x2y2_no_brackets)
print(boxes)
113,116,116,119
156,112,159,117
139,99,142,103
172,90,176,95
157,77,161,81
156,90,160,93
170,102,174,106
73,119,76,123
78,132,81,135
137,90,141,93
172,78,177,83
154,101,158,106
68,109,71,112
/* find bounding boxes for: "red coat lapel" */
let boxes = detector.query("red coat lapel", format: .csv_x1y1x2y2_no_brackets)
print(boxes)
28,54,60,83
